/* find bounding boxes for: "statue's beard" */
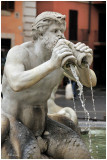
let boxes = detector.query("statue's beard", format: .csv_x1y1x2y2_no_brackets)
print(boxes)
42,36,65,52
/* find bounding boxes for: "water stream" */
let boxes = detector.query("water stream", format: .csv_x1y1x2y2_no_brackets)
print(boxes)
70,64,94,158
70,64,90,120
87,64,98,155
87,65,97,120
69,80,77,112
82,128,106,159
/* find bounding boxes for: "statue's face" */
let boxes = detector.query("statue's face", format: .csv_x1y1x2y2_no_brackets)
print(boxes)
42,22,66,52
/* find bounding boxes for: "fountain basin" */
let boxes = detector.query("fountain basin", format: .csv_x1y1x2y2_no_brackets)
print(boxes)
79,121,106,159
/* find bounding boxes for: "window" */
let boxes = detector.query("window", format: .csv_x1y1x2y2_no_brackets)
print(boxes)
69,10,78,41
98,13,106,42
1,1,14,12
1,38,11,75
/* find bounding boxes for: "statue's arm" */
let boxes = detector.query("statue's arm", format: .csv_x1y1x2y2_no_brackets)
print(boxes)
5,40,78,92
4,46,55,92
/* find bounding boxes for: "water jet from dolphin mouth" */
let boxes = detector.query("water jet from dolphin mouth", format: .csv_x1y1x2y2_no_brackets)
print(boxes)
87,64,97,120
70,64,93,157
87,64,98,155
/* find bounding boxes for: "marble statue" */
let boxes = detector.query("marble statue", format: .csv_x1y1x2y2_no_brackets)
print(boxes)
1,11,97,159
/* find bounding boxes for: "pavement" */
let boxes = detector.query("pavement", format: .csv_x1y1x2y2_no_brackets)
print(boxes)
55,86,106,122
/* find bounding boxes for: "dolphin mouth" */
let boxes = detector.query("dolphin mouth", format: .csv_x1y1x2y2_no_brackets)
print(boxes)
58,37,65,40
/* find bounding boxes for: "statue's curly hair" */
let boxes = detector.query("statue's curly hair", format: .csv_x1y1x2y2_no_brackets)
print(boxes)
32,11,66,40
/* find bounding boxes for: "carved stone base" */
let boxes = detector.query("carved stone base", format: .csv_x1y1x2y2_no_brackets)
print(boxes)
1,115,91,159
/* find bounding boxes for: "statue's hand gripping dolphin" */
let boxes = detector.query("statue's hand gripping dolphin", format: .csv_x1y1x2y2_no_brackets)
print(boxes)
50,39,77,70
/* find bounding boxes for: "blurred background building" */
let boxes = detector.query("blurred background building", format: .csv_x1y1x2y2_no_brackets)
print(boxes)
1,1,106,87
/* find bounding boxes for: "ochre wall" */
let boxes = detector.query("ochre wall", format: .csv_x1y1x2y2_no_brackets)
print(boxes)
1,1,23,45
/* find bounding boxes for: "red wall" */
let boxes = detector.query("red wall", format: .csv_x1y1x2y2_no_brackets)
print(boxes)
37,1,54,14
1,1,23,45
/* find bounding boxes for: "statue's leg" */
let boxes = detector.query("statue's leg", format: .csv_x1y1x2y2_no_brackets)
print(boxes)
1,114,10,144
1,117,47,159
43,117,91,159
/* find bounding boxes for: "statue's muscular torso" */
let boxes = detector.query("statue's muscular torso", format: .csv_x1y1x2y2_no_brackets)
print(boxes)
2,42,63,136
